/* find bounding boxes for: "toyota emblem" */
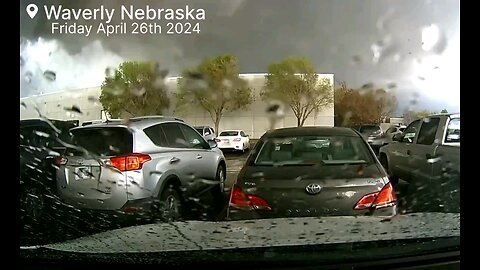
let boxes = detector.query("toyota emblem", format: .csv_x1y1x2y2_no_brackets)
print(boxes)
305,183,322,195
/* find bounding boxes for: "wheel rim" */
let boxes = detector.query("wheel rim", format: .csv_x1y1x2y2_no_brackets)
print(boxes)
22,188,44,220
163,194,180,221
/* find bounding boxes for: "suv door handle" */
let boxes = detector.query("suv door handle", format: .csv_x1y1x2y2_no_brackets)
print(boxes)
170,157,180,164
196,154,203,159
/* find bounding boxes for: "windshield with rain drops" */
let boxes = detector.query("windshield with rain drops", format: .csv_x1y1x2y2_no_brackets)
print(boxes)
20,0,459,268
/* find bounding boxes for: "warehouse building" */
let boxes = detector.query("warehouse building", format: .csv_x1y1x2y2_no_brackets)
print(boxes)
20,73,334,138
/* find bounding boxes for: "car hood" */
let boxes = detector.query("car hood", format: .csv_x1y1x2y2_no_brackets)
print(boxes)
30,213,459,253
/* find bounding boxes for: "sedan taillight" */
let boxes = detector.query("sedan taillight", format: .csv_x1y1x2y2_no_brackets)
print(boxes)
233,138,241,142
215,138,221,142
354,182,397,210
230,185,272,211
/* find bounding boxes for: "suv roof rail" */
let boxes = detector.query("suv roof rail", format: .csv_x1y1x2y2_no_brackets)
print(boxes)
81,119,123,126
80,116,185,127
129,115,185,122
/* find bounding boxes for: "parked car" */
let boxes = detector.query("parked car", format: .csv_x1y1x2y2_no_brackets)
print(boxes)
355,124,382,146
355,124,383,139
368,124,407,150
215,130,251,152
194,126,216,141
378,113,460,212
20,118,79,223
227,127,397,220
55,116,227,221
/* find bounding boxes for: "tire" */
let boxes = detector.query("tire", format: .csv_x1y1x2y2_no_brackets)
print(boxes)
210,165,227,220
215,164,226,194
157,184,184,222
379,154,399,187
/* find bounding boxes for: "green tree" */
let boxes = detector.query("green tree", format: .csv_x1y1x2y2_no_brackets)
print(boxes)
99,61,170,118
261,57,333,127
175,55,254,135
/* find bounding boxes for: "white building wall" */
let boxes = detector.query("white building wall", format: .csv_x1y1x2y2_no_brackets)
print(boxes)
20,74,334,139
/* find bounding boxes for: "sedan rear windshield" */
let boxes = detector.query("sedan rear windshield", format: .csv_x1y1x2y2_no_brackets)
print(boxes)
71,127,133,157
359,125,381,134
220,131,239,136
254,135,374,166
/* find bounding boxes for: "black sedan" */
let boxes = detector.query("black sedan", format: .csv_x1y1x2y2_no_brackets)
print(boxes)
227,127,397,220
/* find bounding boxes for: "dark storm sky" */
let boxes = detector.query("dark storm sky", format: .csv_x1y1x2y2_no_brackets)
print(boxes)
20,0,460,114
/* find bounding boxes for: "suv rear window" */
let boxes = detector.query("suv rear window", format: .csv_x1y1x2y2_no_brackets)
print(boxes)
71,127,133,156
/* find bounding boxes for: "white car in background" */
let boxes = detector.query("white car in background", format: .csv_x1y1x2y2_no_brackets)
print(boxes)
216,130,250,152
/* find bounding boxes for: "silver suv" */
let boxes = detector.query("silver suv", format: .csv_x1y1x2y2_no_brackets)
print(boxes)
55,116,227,221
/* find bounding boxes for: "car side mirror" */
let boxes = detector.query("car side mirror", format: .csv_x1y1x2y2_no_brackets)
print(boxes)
392,133,403,142
208,139,218,148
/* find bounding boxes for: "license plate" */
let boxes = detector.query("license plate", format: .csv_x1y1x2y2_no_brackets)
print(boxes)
223,139,230,143
74,166,93,180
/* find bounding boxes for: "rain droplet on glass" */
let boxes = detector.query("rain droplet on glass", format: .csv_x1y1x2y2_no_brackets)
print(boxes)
43,70,56,81
64,105,83,115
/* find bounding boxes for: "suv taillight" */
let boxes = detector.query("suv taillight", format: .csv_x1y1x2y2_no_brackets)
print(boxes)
230,185,272,211
53,156,68,166
354,182,397,210
110,153,151,172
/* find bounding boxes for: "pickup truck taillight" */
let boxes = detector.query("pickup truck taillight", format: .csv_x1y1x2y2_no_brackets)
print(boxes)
354,182,397,210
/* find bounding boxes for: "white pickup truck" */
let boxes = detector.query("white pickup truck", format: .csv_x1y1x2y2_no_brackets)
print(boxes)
378,113,460,211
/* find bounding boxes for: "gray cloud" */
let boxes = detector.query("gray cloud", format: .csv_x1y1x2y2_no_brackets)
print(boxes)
20,0,459,113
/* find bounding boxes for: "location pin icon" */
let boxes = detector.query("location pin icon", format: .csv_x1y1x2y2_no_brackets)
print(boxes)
26,4,39,19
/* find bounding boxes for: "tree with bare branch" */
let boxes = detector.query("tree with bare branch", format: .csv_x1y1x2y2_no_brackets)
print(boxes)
261,57,333,127
175,55,254,135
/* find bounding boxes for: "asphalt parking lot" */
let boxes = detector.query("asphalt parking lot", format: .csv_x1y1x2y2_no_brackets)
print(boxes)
21,146,456,247
223,150,250,191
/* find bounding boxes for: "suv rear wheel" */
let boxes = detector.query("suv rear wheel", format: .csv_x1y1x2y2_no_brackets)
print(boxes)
209,164,227,220
158,184,184,222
